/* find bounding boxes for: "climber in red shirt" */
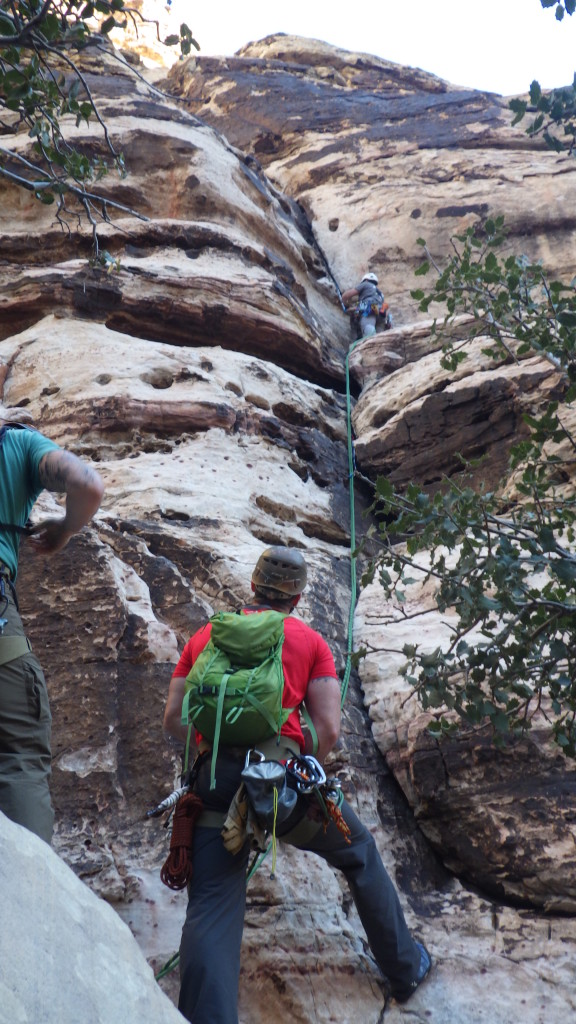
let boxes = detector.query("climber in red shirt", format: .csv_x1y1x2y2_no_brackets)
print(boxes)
163,546,431,1023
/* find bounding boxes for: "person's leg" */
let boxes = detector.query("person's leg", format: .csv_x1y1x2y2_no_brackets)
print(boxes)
178,751,250,1024
287,798,422,991
0,595,53,844
360,314,378,337
178,825,249,1024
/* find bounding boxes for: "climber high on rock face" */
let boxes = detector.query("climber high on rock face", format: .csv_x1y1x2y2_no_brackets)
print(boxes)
342,271,392,339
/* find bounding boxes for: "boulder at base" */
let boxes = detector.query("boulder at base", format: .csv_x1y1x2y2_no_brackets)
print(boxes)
0,813,184,1024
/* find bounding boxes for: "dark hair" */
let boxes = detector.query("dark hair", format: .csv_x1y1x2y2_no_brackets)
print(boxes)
253,585,295,607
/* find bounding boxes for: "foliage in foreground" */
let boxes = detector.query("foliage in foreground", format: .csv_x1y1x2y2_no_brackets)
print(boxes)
366,217,576,756
540,0,575,21
511,1,576,155
0,1,198,253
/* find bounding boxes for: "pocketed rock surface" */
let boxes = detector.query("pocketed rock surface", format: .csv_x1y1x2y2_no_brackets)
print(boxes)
1,25,575,1024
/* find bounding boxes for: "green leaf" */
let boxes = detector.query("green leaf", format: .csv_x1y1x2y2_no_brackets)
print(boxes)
0,14,17,35
509,98,527,127
538,525,557,551
375,476,394,500
414,261,430,277
494,711,510,734
34,189,55,204
530,80,542,105
100,15,117,33
551,558,576,583
557,309,576,326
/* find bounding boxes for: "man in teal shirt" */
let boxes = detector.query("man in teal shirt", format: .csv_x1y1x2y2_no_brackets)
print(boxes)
0,411,104,843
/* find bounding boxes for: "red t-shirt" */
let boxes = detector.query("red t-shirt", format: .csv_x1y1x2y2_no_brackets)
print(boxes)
172,610,337,750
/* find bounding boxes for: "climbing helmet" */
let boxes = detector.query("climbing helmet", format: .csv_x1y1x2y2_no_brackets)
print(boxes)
252,546,308,596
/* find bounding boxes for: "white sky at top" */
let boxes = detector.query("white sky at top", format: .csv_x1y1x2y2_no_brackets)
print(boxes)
178,0,576,97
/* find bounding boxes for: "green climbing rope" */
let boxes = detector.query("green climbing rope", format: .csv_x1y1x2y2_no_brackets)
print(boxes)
340,336,363,708
155,951,180,980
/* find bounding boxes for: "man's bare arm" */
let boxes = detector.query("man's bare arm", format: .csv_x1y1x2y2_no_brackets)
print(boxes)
163,675,191,745
27,449,104,555
341,287,359,306
302,675,342,763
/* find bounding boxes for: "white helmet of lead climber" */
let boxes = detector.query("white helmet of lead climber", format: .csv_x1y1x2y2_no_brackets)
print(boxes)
362,272,378,284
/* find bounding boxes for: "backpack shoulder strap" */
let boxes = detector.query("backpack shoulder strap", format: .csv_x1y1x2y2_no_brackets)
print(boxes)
301,705,319,756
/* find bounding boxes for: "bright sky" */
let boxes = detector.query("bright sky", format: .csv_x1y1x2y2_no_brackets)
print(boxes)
183,0,576,97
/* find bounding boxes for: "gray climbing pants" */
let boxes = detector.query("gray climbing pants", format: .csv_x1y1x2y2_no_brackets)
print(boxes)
358,313,378,337
177,753,421,1024
0,585,54,844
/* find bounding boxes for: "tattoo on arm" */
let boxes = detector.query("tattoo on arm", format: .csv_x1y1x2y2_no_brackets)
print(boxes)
39,450,98,493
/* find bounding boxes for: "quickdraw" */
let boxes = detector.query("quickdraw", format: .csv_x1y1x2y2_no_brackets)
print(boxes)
287,756,351,843
286,754,326,792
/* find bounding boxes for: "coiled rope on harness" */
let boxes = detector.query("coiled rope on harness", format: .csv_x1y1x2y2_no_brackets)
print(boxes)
159,791,204,891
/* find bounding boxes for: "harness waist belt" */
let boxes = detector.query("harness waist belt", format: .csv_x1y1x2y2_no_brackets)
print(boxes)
0,635,31,666
197,809,228,828
197,736,300,760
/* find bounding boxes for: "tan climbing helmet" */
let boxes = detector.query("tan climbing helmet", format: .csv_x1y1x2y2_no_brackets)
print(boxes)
251,546,307,596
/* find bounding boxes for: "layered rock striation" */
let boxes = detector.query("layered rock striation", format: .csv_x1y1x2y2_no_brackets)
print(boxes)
167,34,576,324
1,29,575,1024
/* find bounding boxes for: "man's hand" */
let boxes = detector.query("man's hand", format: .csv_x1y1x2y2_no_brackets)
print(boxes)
26,518,76,555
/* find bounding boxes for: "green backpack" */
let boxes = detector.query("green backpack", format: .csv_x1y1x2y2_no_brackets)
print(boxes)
181,610,294,788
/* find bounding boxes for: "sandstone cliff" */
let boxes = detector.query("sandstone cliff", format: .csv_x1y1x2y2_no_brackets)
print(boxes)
1,28,575,1024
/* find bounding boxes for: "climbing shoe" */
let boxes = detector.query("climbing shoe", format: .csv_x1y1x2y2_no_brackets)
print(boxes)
391,942,432,1003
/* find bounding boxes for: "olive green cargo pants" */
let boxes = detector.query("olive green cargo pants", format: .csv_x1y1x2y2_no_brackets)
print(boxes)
0,587,53,844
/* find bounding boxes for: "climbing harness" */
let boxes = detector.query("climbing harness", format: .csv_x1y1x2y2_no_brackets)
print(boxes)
151,751,350,980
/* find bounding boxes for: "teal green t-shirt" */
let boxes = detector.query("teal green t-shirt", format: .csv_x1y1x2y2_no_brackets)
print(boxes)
0,426,60,579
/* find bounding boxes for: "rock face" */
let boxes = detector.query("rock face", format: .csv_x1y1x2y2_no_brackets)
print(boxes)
1,30,576,1024
355,577,576,914
0,812,183,1024
167,34,576,323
